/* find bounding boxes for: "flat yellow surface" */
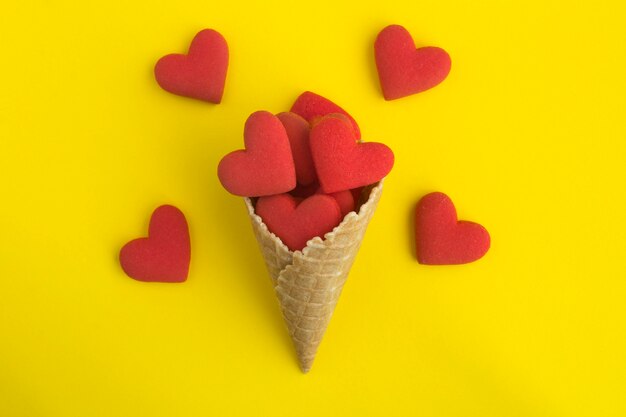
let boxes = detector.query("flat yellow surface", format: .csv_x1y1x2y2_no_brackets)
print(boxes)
1,0,625,416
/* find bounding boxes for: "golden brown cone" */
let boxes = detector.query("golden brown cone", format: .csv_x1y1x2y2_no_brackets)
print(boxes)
244,182,383,372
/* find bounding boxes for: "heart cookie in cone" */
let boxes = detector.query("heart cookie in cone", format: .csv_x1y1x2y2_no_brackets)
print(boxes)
218,93,393,372
246,182,382,372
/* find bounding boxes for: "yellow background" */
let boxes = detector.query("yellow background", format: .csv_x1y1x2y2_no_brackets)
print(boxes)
1,0,625,415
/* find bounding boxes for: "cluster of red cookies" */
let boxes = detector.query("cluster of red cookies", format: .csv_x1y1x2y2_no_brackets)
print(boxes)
217,92,394,251
119,24,490,284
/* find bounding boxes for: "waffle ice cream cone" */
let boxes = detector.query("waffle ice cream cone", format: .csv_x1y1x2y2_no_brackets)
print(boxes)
244,181,383,372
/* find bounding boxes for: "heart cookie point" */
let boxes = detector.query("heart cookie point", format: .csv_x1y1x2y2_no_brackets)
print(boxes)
375,25,451,100
154,29,229,103
415,192,490,265
119,205,191,283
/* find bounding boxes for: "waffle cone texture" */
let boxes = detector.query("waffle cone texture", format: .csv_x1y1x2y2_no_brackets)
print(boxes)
244,182,383,372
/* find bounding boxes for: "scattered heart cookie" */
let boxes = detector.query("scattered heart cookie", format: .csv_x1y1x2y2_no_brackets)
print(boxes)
415,192,490,265
119,205,191,282
375,24,451,100
154,29,229,103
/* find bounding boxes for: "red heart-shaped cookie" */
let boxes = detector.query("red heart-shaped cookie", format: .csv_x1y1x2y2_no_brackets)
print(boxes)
255,194,342,252
291,91,361,140
119,205,191,282
415,192,490,265
218,111,296,197
276,112,316,186
310,116,394,193
375,25,451,100
154,29,229,103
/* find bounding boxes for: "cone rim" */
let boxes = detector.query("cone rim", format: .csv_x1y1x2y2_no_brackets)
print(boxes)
244,181,383,256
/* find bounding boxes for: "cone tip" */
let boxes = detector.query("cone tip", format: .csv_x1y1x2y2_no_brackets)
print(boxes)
298,356,315,373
